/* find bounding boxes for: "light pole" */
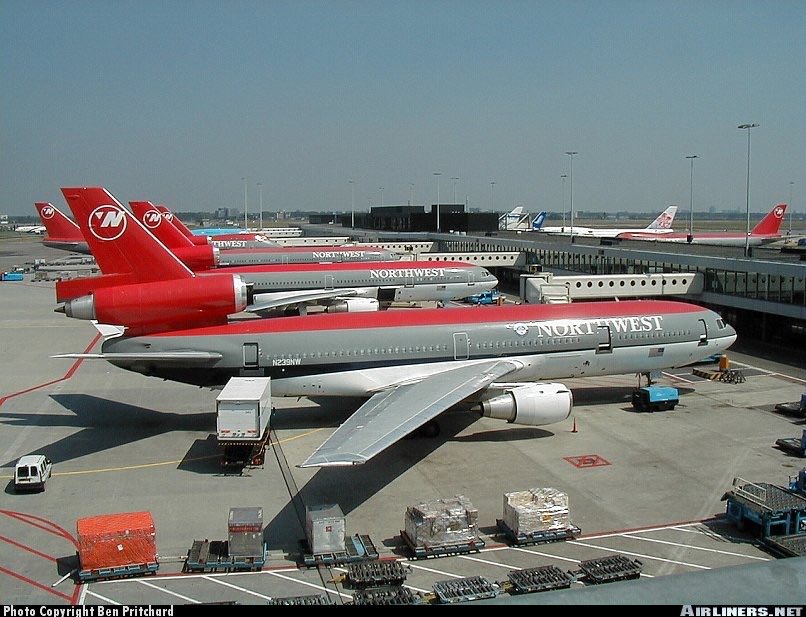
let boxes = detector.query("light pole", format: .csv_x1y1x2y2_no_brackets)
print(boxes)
565,152,577,240
241,177,248,230
685,155,698,237
560,174,568,229
433,172,442,231
379,187,384,206
789,181,794,235
349,180,355,229
451,177,459,204
257,181,263,230
738,123,758,257
409,183,414,205
490,181,496,211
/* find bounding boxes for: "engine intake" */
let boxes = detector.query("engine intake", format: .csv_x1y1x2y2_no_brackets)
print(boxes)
473,383,573,426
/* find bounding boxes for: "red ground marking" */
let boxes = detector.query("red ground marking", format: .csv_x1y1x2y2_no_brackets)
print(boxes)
0,333,101,408
0,510,79,548
0,565,74,602
563,454,611,468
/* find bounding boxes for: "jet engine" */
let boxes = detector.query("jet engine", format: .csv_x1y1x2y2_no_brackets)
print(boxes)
324,298,381,313
57,273,248,336
171,245,220,271
472,383,572,426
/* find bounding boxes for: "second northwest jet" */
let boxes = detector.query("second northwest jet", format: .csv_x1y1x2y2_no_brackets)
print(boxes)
55,187,499,318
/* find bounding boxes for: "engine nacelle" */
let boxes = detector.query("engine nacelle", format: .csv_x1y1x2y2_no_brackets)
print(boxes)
324,298,381,313
474,383,573,426
172,245,220,271
59,273,248,336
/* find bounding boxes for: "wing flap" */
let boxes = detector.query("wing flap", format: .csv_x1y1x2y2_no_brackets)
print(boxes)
247,288,364,313
51,351,223,363
300,359,522,467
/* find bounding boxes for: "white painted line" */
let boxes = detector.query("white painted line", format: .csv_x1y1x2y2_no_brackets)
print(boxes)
402,583,432,594
267,570,352,599
135,579,200,603
566,541,710,570
407,562,467,578
509,546,583,564
664,371,696,384
204,575,274,600
583,521,700,540
83,589,120,605
620,533,770,560
459,554,524,570
669,524,756,543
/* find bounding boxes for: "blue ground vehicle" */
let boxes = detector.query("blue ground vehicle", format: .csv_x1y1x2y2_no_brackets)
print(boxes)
631,385,679,411
463,290,501,305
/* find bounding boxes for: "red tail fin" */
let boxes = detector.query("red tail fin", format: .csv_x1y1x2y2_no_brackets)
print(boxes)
129,201,195,249
751,204,787,235
60,187,193,282
35,202,83,241
156,205,194,237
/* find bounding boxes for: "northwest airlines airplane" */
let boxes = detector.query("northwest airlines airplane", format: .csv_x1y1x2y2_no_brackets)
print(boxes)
54,193,736,468
34,202,90,254
532,206,678,237
55,187,498,321
617,204,788,246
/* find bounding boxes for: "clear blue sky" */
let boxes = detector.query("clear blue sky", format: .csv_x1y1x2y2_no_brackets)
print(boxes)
2,0,803,217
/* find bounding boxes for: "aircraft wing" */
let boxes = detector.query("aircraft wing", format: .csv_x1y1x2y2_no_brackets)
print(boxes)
246,288,366,313
51,351,223,363
300,359,523,467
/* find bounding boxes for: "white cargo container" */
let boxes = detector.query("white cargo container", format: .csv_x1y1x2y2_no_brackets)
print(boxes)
216,377,272,442
305,504,346,555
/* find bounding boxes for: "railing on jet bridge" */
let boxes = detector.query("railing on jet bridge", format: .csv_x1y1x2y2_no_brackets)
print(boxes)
521,272,704,303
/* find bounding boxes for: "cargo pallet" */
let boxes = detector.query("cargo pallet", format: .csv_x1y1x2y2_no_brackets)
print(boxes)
267,595,331,605
302,534,379,567
345,560,410,588
400,530,485,559
351,587,423,606
496,519,581,546
432,576,500,603
503,565,575,594
77,561,159,583
775,430,806,458
723,478,806,537
184,539,266,573
762,533,806,557
573,555,643,584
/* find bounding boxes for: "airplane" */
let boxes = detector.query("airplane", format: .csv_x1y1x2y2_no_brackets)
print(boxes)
14,224,46,234
34,202,91,254
616,204,788,246
55,293,738,468
129,201,400,266
499,206,531,231
54,187,498,320
533,206,678,238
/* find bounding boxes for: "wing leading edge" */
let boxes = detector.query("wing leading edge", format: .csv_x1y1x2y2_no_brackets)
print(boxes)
300,359,523,467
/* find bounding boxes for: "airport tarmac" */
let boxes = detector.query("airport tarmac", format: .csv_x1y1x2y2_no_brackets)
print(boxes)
1,236,805,605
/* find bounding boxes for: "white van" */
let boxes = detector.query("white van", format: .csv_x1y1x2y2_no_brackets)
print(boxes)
14,455,53,492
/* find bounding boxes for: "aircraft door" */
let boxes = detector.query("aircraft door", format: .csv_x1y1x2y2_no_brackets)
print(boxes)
405,275,415,288
595,325,612,354
243,342,259,368
325,275,335,290
453,332,469,360
697,319,708,346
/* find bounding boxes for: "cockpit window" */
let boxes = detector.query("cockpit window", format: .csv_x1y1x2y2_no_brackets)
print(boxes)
717,319,725,329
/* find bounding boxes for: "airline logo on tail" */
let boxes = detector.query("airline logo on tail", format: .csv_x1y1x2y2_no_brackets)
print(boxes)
531,211,546,230
142,209,164,230
774,205,785,219
90,205,127,240
647,206,677,230
40,205,55,219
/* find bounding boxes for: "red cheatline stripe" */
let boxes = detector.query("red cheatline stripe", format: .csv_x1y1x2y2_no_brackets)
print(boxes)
0,333,100,408
0,510,79,548
0,565,73,601
0,533,60,561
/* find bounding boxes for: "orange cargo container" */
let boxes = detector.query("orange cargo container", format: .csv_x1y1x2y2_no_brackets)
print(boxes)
76,511,157,571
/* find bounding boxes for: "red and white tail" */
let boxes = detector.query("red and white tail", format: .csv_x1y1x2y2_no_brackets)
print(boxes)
60,187,193,282
750,204,787,235
35,202,84,241
129,201,195,249
646,206,678,230
156,205,194,236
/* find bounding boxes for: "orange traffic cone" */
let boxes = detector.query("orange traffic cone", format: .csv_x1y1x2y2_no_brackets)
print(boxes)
571,417,577,433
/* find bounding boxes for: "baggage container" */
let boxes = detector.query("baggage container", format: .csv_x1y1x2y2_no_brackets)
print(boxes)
76,511,157,575
228,507,264,557
306,504,346,555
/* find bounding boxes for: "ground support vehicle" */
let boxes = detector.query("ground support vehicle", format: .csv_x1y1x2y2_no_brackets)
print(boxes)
344,560,410,588
631,385,679,411
723,478,806,537
463,290,501,305
13,454,52,492
351,587,424,605
183,539,267,573
400,529,485,559
573,555,643,584
432,576,500,603
496,518,581,545
301,534,378,567
501,565,575,594
775,429,806,457
216,377,272,470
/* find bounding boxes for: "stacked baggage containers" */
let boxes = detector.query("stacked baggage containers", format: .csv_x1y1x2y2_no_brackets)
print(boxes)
497,487,581,545
76,511,159,582
401,495,485,558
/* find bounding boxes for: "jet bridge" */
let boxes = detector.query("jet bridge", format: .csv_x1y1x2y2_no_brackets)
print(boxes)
520,272,704,304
